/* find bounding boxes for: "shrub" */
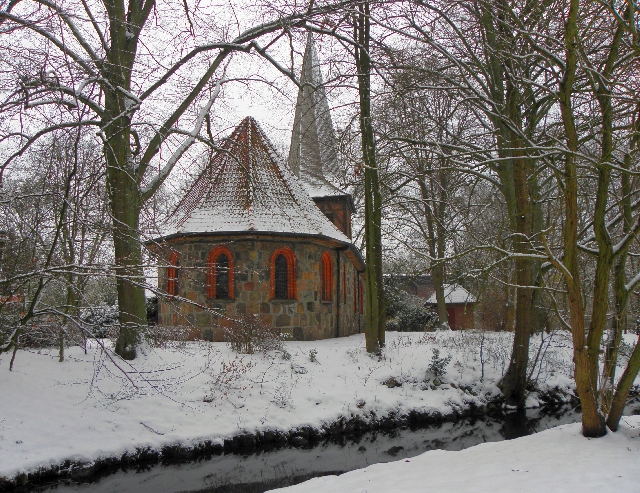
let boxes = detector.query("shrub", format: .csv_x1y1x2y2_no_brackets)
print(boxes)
428,348,452,378
14,319,85,349
146,296,158,324
80,303,119,338
225,314,282,354
146,324,195,348
385,289,437,332
205,356,257,401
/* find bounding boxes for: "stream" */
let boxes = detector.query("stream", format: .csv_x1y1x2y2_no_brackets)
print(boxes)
29,405,593,493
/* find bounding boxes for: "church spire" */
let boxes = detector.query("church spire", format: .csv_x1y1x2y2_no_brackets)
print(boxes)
288,34,343,197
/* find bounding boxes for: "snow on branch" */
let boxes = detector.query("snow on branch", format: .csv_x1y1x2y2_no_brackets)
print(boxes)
33,0,103,67
0,120,101,179
0,11,98,77
140,79,222,201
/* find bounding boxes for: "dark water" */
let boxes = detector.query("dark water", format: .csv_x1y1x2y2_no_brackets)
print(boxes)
32,406,591,493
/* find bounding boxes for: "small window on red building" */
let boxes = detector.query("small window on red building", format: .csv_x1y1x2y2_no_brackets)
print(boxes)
207,246,234,299
270,247,296,299
166,251,179,296
320,252,332,301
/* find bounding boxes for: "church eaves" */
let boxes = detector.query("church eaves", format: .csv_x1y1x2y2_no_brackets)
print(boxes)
161,117,350,243
288,34,345,198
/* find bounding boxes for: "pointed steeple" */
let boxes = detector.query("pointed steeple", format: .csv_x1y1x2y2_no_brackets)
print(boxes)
288,34,344,197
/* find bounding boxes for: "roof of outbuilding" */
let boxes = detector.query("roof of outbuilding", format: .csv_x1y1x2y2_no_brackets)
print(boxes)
425,284,476,305
160,117,351,243
287,35,346,199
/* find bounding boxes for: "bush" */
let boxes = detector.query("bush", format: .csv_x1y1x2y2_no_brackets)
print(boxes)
224,314,283,354
385,289,437,332
80,303,119,338
146,296,158,324
8,316,86,349
146,324,195,348
428,348,452,378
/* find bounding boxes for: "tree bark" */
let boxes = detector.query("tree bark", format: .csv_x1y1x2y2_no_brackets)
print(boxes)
418,175,448,328
355,1,385,352
559,0,606,437
101,0,152,359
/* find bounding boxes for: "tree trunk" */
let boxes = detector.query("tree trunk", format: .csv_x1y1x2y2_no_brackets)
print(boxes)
102,6,149,359
103,90,147,359
559,0,606,437
431,262,448,328
499,148,534,407
604,100,639,429
418,176,448,328
504,281,516,332
356,2,385,352
607,340,640,430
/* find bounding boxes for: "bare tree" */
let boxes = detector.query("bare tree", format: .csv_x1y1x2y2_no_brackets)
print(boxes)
0,0,357,359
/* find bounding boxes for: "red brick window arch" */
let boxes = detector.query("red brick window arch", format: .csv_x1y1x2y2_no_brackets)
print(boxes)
353,274,358,313
166,251,179,296
359,277,364,314
270,247,296,299
207,246,234,299
320,252,332,301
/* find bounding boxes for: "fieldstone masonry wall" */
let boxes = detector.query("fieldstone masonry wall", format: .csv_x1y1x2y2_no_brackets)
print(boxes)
158,236,363,341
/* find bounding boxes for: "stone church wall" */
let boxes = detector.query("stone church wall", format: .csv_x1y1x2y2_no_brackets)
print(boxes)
157,236,363,341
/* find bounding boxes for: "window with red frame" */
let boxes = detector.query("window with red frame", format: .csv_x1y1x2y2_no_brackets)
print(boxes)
207,246,234,299
270,247,296,299
320,252,332,301
166,251,179,296
353,274,357,313
343,269,347,304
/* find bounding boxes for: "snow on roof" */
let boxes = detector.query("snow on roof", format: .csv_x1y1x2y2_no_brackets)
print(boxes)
425,284,476,305
161,117,350,243
287,34,346,198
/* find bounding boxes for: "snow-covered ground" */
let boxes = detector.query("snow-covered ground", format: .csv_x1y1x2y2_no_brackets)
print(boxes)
0,330,630,484
268,415,640,493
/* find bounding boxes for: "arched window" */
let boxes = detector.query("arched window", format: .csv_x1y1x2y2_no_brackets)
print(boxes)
359,277,364,315
166,251,179,296
270,247,296,299
320,252,332,301
343,269,347,304
207,246,234,299
353,274,358,313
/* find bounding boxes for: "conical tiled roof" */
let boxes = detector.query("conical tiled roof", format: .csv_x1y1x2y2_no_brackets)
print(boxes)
288,34,345,198
162,117,350,242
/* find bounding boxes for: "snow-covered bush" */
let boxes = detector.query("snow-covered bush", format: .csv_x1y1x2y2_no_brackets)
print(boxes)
428,348,452,378
0,298,21,346
79,303,119,338
146,296,158,324
272,381,292,408
225,314,282,354
12,318,84,349
386,289,437,332
206,356,257,401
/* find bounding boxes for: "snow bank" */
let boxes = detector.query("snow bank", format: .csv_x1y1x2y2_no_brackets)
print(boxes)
268,415,640,493
0,330,591,482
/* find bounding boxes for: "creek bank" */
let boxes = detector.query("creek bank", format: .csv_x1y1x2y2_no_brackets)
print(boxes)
0,388,579,492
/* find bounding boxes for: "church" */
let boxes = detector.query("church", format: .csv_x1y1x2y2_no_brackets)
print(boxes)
151,36,365,341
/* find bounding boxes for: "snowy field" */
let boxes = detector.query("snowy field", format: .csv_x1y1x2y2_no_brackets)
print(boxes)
0,330,631,483
268,415,640,493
